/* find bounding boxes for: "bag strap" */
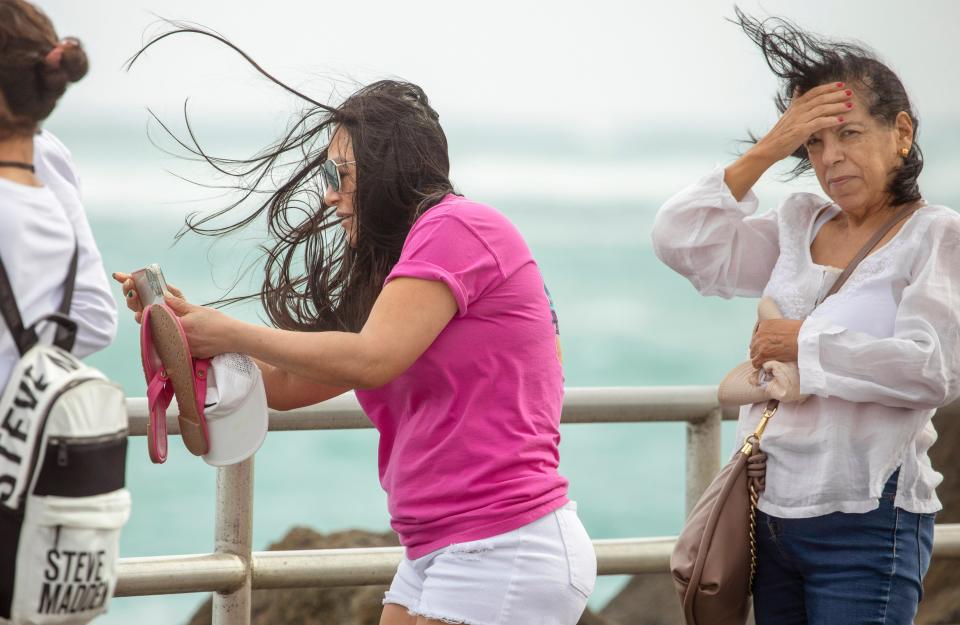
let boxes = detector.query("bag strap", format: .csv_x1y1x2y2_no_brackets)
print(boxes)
0,239,79,356
816,200,924,305
0,251,37,356
746,400,779,445
52,242,79,351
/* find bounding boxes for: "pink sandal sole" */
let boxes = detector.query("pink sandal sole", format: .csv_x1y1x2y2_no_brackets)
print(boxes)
141,303,211,461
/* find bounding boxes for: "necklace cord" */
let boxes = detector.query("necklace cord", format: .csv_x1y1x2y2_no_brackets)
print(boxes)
0,160,35,173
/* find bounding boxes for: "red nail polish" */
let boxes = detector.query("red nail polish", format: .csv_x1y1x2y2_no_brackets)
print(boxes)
836,82,845,88
838,116,845,123
845,90,852,96
846,102,853,108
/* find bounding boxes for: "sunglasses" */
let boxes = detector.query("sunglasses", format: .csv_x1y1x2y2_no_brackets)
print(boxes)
319,158,357,194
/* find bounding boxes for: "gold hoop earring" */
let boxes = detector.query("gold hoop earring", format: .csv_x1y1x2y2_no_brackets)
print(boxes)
901,147,910,157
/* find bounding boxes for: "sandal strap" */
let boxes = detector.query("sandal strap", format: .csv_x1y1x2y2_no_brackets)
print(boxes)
148,400,169,464
146,371,173,464
193,358,211,415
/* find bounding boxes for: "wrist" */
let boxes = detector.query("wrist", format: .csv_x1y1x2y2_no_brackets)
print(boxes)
725,146,775,202
743,143,779,170
222,316,252,355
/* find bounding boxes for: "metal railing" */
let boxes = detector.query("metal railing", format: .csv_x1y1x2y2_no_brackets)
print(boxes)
115,387,960,624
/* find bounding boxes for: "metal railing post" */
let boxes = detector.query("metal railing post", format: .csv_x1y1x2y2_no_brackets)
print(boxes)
212,457,254,625
685,407,722,516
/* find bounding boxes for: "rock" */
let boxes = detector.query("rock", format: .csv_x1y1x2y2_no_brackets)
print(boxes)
579,607,617,625
601,574,684,625
185,528,399,625
600,574,755,625
185,527,609,625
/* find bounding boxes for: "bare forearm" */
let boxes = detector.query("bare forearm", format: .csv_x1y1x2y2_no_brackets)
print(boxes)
251,357,300,410
724,146,778,202
176,277,456,392
251,357,348,410
234,322,380,389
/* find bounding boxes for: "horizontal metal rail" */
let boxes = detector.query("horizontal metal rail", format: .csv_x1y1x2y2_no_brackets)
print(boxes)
115,554,246,596
125,388,960,435
124,386,731,434
115,524,960,597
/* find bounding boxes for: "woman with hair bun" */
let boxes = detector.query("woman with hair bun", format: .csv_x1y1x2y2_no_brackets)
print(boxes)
0,0,116,390
653,8,959,624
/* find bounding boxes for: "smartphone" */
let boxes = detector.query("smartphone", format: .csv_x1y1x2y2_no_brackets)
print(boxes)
131,264,169,307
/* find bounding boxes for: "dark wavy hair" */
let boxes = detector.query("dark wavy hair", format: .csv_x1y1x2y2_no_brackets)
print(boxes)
127,26,456,332
734,7,922,206
0,0,88,137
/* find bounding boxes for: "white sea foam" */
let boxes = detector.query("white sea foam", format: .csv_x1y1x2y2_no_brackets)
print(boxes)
74,155,822,216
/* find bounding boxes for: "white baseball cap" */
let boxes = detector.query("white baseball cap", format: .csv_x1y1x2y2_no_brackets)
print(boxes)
201,353,268,466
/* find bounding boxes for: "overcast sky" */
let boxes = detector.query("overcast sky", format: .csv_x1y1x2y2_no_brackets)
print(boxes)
38,0,960,132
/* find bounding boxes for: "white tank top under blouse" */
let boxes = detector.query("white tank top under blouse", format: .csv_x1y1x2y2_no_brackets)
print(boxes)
652,166,960,517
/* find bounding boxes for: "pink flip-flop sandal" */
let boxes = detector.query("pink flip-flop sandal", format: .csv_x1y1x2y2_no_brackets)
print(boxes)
141,303,211,462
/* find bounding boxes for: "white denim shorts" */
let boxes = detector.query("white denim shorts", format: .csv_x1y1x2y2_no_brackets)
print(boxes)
383,501,596,625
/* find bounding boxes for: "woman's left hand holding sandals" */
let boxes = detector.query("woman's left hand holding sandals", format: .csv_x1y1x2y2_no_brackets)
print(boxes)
112,272,235,358
162,295,237,359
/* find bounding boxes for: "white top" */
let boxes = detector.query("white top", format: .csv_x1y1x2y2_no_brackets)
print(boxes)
0,131,117,389
652,166,960,516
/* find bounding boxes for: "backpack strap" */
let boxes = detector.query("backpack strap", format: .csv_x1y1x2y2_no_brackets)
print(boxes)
0,252,37,356
0,239,79,356
52,242,79,351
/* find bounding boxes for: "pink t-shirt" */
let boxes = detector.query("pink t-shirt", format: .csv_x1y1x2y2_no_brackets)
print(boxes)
355,194,568,559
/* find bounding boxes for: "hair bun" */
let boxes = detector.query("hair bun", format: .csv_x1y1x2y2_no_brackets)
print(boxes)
58,38,88,83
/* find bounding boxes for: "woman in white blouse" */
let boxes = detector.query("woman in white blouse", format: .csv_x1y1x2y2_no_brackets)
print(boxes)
652,10,960,625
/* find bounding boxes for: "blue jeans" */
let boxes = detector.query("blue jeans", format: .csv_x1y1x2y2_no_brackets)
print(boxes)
754,471,935,625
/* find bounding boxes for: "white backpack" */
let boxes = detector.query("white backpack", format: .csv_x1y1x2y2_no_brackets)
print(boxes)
0,247,129,625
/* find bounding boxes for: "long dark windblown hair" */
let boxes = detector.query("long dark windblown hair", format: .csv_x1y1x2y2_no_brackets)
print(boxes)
127,26,456,332
733,7,922,206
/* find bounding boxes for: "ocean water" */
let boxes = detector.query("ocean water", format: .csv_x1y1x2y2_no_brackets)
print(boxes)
42,116,960,623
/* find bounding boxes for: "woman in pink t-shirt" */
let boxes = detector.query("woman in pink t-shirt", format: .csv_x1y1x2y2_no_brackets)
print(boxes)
115,29,595,625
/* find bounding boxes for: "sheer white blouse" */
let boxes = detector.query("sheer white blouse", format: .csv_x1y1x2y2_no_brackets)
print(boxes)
652,166,960,517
